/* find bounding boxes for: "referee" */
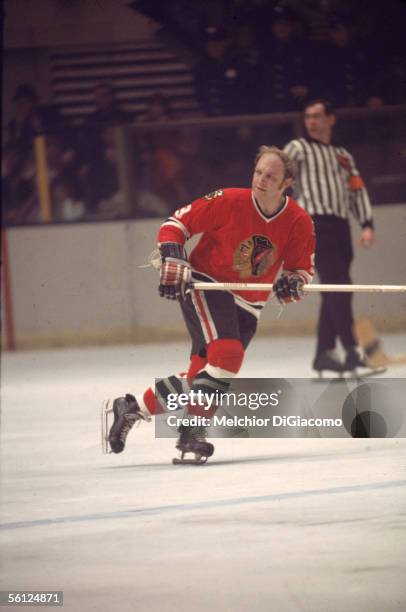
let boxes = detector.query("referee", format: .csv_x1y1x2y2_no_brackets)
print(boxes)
284,99,374,374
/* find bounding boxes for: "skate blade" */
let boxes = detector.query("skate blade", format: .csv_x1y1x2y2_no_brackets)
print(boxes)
311,371,344,381
172,452,208,465
345,367,387,379
315,371,344,379
101,399,113,454
311,368,387,381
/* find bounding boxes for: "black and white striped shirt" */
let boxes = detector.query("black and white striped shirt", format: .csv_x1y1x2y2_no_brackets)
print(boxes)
284,137,373,227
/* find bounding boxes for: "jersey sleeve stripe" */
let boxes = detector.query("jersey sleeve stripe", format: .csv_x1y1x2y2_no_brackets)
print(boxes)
160,218,190,239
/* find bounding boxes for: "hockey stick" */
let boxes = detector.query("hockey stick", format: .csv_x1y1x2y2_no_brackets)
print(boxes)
191,283,406,293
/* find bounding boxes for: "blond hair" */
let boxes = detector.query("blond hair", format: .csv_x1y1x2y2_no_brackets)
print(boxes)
255,145,296,181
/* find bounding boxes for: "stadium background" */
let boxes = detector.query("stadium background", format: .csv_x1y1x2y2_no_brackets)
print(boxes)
2,0,405,348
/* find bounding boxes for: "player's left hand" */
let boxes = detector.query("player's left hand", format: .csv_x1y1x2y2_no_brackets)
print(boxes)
273,274,305,304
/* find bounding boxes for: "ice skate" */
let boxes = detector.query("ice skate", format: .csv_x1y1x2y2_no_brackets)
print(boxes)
344,347,387,378
101,394,150,454
172,425,214,465
312,350,346,378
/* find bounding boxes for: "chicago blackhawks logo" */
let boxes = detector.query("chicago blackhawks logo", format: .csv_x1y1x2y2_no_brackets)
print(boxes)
232,235,277,278
204,189,223,201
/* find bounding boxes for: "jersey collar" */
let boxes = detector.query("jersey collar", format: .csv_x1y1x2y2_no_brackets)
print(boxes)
304,135,340,147
251,192,288,222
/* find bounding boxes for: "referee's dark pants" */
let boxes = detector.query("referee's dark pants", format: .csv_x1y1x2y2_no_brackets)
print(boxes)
313,215,356,356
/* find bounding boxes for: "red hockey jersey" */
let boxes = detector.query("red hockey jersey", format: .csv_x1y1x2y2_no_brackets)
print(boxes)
158,188,315,315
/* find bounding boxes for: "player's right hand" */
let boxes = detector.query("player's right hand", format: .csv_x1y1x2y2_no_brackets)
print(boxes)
159,258,191,300
158,242,191,300
273,273,305,304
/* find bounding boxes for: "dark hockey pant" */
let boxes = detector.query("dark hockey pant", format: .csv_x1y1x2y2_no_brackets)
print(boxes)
143,289,258,416
313,215,357,355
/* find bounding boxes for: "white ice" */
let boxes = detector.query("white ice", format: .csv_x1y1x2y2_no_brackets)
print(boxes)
1,335,405,612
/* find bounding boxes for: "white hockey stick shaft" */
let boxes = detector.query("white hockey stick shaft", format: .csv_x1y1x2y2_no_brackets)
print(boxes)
191,282,406,293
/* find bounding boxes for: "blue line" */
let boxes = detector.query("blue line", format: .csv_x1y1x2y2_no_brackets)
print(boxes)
1,480,405,532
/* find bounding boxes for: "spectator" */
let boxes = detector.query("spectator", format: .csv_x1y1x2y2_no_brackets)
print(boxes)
318,16,372,108
259,7,313,113
6,84,44,154
221,23,262,114
3,83,80,225
367,40,406,107
45,135,85,222
135,93,180,216
143,129,206,212
6,83,66,150
82,83,134,216
85,82,134,129
193,26,236,116
3,84,48,224
139,93,176,122
2,142,38,225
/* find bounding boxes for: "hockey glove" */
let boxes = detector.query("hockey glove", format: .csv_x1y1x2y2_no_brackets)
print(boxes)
158,242,192,300
273,274,305,304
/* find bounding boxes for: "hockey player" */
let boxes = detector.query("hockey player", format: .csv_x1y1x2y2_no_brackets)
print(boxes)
105,145,315,463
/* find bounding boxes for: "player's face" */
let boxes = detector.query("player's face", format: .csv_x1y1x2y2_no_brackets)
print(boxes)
304,103,335,142
252,153,291,206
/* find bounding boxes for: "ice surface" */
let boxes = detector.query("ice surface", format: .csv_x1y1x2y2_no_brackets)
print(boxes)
1,335,405,612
